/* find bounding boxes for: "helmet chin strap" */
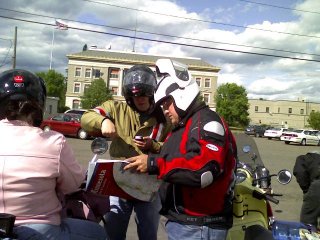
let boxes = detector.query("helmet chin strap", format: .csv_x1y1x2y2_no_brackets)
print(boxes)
128,96,155,115
174,105,186,119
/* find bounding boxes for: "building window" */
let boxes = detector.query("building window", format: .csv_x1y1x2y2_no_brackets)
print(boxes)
266,107,269,113
203,93,210,104
84,84,91,93
300,109,304,114
93,69,101,78
204,78,211,88
255,106,258,112
111,87,118,95
196,77,201,87
85,68,92,78
74,83,81,93
72,100,80,109
110,69,119,79
278,107,280,113
288,108,292,114
75,67,81,77
48,105,52,114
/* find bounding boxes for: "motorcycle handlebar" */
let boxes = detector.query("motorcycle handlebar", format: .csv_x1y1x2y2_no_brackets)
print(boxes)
252,190,280,204
265,194,279,204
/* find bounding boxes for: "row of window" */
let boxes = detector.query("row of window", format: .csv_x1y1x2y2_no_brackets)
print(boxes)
195,77,211,88
75,67,102,79
73,82,119,95
254,106,315,115
73,80,211,103
74,68,212,88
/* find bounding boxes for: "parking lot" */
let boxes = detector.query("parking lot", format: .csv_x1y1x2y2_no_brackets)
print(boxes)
66,135,319,238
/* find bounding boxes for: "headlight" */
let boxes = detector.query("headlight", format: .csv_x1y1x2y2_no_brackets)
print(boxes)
236,171,247,183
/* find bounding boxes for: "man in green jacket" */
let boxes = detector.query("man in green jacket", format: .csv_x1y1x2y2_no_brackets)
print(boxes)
81,65,171,240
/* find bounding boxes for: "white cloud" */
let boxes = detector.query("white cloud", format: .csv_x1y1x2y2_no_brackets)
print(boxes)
1,0,320,103
218,73,243,86
248,78,293,94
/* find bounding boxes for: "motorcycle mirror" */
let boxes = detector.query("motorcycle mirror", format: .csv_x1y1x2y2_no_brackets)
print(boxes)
91,137,108,155
277,169,292,185
242,145,251,153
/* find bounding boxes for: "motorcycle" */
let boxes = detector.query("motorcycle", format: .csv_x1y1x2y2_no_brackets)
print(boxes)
227,141,291,239
0,213,16,239
227,133,320,240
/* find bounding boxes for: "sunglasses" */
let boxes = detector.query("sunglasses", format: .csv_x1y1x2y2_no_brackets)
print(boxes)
161,97,173,110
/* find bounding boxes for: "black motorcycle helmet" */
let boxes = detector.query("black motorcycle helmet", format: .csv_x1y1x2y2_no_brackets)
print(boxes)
0,69,46,108
0,69,47,124
122,65,157,112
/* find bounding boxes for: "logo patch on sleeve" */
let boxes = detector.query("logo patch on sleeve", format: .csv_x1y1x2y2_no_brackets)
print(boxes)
206,144,219,151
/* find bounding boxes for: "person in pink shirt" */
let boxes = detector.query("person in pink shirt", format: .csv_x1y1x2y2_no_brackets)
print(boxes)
0,69,107,240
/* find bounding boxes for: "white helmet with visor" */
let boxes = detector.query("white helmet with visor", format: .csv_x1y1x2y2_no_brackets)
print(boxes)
155,59,199,115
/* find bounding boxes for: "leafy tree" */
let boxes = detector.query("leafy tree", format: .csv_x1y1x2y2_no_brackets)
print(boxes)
307,111,320,130
36,69,66,112
80,78,113,109
215,83,249,127
83,44,88,51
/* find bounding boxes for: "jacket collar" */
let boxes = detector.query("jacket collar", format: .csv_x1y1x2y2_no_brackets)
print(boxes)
176,101,207,129
1,118,31,126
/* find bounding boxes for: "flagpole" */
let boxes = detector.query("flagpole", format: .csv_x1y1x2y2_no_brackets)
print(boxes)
49,27,55,70
132,11,137,52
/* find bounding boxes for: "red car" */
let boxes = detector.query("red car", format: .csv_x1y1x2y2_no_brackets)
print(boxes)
40,113,89,140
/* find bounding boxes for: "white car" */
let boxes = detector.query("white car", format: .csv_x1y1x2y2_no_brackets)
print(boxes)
280,129,320,146
64,109,87,115
264,127,288,140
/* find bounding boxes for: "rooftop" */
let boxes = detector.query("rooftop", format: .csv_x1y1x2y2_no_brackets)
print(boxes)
67,49,220,72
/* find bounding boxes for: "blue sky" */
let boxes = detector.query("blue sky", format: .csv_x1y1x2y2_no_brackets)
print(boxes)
177,0,301,26
1,0,320,102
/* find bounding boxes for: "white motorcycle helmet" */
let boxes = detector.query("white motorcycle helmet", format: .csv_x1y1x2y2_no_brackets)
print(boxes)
155,59,199,116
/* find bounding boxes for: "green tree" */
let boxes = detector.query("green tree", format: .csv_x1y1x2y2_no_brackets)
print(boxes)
36,69,66,112
80,78,113,109
307,111,320,130
215,83,249,127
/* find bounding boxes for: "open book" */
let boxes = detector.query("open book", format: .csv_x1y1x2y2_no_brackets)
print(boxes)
85,155,162,202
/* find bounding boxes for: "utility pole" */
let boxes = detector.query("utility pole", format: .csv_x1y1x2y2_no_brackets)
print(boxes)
49,27,55,70
12,26,17,69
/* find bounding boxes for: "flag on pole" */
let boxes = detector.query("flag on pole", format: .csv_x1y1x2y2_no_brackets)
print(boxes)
55,20,68,30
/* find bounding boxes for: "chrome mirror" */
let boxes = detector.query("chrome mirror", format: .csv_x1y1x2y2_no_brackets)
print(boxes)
91,137,108,155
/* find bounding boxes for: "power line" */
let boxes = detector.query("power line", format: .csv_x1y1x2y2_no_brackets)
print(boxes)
1,14,320,63
0,37,13,41
238,0,320,15
80,0,320,39
1,7,320,58
0,39,12,67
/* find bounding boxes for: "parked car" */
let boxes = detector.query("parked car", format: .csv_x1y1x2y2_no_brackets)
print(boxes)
40,113,89,140
64,109,87,116
244,125,267,137
264,127,288,140
280,129,320,146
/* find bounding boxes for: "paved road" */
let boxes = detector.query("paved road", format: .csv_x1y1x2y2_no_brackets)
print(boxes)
66,135,319,239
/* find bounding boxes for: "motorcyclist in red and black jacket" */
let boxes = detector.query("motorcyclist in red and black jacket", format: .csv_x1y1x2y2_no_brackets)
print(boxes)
125,59,237,240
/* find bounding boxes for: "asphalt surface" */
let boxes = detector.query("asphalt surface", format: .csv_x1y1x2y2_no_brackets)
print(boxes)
66,134,319,239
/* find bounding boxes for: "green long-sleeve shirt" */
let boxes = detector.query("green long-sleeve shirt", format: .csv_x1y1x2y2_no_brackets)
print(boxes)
81,100,171,159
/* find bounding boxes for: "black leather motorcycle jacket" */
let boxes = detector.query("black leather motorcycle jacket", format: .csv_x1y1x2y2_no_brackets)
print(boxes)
293,152,320,193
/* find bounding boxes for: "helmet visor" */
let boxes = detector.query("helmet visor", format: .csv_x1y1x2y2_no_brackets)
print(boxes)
155,59,189,82
123,70,156,88
171,60,189,82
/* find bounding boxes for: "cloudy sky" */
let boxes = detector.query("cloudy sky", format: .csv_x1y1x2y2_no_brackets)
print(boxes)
1,0,320,102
